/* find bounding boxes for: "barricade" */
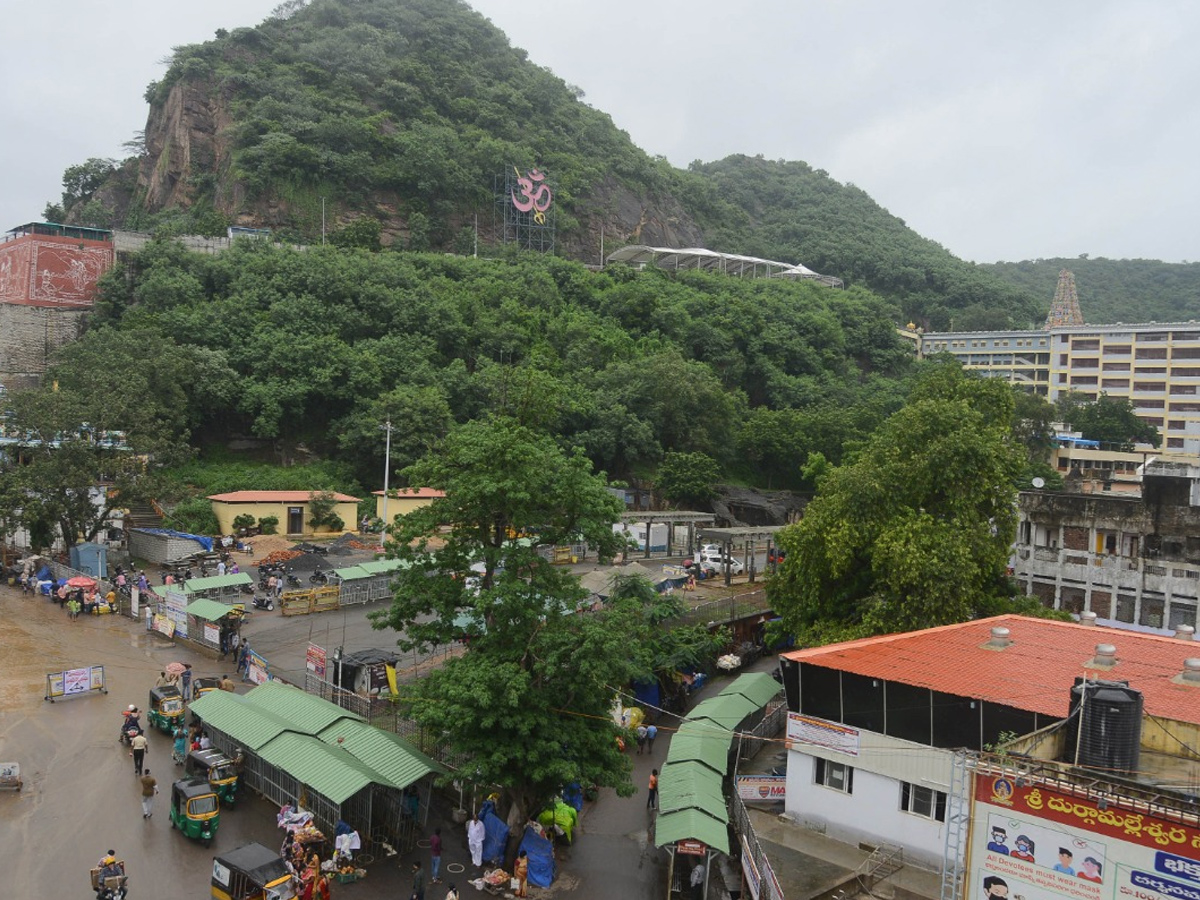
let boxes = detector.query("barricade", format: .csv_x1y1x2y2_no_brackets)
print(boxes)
280,586,343,616
45,664,108,702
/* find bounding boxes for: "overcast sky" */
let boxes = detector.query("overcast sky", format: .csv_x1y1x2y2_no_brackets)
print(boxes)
5,1,1198,264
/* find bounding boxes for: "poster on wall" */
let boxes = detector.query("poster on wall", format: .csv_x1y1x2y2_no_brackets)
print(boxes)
969,772,1200,900
786,712,861,756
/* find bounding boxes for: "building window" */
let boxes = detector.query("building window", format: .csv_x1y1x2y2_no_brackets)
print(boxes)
901,782,947,821
1106,345,1131,355
815,758,853,794
1168,438,1186,449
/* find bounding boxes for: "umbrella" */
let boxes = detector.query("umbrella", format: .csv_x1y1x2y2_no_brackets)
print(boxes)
164,662,187,676
66,575,97,588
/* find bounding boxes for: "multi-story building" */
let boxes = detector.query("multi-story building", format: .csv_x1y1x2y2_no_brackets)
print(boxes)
777,614,1200,894
917,271,1200,454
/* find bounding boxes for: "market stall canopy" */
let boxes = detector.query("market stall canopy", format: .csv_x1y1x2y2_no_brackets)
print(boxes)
655,808,730,856
182,573,253,593
185,598,241,622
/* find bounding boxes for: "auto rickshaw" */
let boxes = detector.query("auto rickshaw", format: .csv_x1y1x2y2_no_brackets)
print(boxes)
148,685,185,734
186,747,240,805
168,777,220,845
192,676,222,701
211,842,296,900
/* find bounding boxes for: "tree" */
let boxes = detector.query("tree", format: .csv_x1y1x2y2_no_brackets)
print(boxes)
656,451,720,507
769,364,1024,638
59,158,117,213
1056,391,1159,450
306,490,344,532
370,417,633,826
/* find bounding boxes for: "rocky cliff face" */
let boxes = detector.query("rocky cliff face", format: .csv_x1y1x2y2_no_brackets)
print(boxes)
132,76,707,256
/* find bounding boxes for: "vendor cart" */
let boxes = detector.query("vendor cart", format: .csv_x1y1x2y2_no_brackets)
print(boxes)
0,762,21,790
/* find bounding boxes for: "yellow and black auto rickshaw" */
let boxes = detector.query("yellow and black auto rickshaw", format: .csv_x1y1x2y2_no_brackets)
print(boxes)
168,777,220,846
147,685,185,734
186,747,241,805
211,842,296,900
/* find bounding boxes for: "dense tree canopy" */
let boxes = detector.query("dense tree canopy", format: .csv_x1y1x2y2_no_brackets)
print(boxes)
769,364,1026,640
1055,391,1160,450
369,417,640,822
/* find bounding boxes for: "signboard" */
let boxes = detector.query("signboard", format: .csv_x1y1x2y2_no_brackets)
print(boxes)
676,840,707,857
740,833,762,900
787,712,861,756
969,772,1200,900
306,643,327,677
164,588,188,639
736,775,787,802
153,613,176,637
245,649,269,686
204,623,220,645
44,664,107,701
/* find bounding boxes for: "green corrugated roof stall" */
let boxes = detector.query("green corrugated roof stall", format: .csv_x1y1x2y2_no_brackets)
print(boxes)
655,808,730,855
188,691,298,751
358,559,409,574
668,722,733,774
242,681,364,734
657,760,727,816
686,693,758,731
183,573,253,592
257,731,393,804
722,672,782,708
316,719,443,788
185,598,239,621
333,565,371,581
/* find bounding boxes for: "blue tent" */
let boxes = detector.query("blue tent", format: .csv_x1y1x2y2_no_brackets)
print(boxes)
479,799,509,866
632,679,661,709
518,825,556,888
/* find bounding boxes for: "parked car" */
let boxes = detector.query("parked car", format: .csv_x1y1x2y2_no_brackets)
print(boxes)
698,550,744,575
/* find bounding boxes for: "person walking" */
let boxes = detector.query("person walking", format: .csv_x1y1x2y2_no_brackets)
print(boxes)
647,769,659,809
181,664,192,701
429,827,443,883
130,730,149,776
467,812,486,868
690,861,706,900
410,861,426,900
646,723,658,754
237,642,252,681
636,723,648,755
514,850,528,898
140,769,158,818
219,674,236,692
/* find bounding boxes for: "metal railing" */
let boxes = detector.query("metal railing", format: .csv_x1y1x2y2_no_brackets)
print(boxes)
729,792,786,900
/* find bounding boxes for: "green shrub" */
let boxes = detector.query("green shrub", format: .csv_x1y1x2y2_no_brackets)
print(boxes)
258,515,279,535
168,498,220,535
232,513,257,530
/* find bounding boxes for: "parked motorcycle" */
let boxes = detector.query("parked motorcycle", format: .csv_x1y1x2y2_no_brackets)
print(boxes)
251,594,275,612
309,569,329,586
284,570,302,588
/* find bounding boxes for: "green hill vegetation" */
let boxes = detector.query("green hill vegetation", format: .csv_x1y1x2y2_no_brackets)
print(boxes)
982,257,1200,325
53,0,1044,332
83,240,913,491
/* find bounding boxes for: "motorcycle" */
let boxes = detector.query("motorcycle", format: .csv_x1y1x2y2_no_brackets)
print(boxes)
251,594,275,612
309,569,329,586
118,707,142,745
284,570,302,588
91,859,128,900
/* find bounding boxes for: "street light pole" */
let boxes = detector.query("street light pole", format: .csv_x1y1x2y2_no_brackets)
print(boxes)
380,419,393,549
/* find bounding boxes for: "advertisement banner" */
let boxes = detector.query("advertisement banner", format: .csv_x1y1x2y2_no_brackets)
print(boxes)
204,623,220,645
740,833,762,900
787,712,861,756
306,643,327,677
44,665,106,701
736,775,787,802
245,649,270,686
153,614,176,637
970,772,1200,900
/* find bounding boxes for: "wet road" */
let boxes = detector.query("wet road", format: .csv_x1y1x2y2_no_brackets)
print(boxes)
0,582,672,900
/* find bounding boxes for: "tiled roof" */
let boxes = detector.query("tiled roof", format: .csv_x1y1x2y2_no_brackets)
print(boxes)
371,488,445,498
207,491,360,503
782,615,1200,724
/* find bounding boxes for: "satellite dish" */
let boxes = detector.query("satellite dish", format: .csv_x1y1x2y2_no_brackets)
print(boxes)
1032,477,1046,489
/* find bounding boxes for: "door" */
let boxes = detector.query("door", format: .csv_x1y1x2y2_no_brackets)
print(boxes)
287,507,304,534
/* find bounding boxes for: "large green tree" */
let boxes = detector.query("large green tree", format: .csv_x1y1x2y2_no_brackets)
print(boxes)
370,417,637,825
1055,391,1159,451
769,363,1024,638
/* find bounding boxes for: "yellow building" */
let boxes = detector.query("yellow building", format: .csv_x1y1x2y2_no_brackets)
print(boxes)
207,491,361,537
373,488,444,524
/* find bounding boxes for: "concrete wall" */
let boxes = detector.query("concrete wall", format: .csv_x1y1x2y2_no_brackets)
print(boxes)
784,751,948,870
0,302,88,385
374,495,438,522
129,529,207,566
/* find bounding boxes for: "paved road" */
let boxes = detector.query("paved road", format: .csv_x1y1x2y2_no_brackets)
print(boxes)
0,580,677,900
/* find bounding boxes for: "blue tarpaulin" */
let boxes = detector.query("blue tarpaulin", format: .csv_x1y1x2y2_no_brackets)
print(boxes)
140,528,214,552
561,782,583,813
518,826,556,888
632,679,661,710
479,799,509,865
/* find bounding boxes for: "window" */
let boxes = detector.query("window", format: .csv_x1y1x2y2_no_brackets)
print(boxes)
901,783,947,821
815,758,853,793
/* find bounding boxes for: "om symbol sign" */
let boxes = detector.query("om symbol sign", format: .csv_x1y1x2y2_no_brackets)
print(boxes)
511,167,553,224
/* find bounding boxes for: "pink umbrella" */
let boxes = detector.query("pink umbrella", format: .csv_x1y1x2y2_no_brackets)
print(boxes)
164,662,187,676
66,575,97,588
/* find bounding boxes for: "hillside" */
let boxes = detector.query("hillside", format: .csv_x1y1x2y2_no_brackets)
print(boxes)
982,257,1200,325
55,0,1041,330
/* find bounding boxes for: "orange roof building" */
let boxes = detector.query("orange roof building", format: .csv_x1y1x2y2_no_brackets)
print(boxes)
207,491,361,538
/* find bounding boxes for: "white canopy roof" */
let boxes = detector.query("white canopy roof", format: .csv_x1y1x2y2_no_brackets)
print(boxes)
606,244,842,287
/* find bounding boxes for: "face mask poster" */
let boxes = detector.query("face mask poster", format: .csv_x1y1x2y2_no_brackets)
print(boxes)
970,773,1200,900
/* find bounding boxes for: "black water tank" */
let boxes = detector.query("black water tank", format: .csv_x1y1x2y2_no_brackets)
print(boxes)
1065,678,1142,773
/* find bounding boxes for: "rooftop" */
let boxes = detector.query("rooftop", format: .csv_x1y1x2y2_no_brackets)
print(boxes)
782,614,1200,725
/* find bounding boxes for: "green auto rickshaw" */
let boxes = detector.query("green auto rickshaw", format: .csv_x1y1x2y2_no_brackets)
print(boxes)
168,777,220,845
186,747,241,805
148,685,185,734
211,843,296,900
